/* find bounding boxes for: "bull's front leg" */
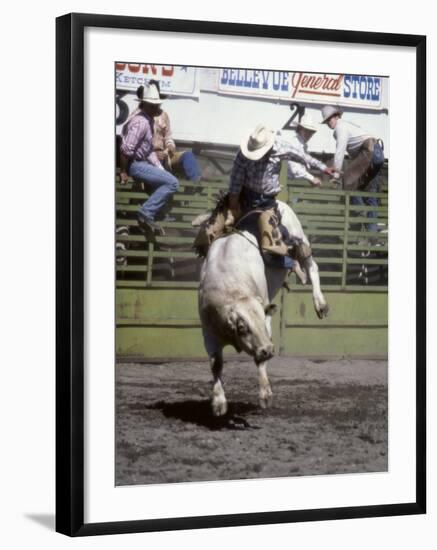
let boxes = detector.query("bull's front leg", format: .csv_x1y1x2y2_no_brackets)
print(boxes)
211,351,227,417
203,329,227,416
256,310,275,409
257,360,273,409
302,255,329,319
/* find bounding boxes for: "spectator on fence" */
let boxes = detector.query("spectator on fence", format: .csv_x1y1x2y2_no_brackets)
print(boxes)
119,84,179,234
321,105,385,236
147,80,202,184
286,114,329,187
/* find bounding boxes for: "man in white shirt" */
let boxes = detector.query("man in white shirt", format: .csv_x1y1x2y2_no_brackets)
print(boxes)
321,105,385,234
287,114,327,187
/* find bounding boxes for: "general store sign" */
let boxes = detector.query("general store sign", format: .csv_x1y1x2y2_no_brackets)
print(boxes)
115,63,198,97
218,70,383,109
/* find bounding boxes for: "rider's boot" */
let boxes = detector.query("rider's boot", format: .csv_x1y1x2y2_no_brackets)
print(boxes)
258,208,289,255
258,208,308,284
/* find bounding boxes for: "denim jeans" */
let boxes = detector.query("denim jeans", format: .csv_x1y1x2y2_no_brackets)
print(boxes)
351,178,380,233
129,161,179,221
179,151,202,182
240,188,276,210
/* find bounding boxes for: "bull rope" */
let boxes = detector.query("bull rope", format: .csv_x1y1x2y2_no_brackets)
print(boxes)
217,209,265,252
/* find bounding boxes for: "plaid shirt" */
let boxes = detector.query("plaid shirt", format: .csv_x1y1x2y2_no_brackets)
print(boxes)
229,137,323,196
120,111,161,167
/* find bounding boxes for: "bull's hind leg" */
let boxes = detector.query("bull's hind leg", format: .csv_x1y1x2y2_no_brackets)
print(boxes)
302,255,329,319
203,330,227,416
257,360,273,409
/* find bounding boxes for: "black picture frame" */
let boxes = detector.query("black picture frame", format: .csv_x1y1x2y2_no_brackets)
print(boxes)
56,12,426,537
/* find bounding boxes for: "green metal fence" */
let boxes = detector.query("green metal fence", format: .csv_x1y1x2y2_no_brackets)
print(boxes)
284,181,388,290
115,163,388,360
116,173,388,291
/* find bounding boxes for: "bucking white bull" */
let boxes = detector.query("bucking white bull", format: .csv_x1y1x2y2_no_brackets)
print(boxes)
198,200,329,416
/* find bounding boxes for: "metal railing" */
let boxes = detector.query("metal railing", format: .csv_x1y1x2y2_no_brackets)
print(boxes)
115,173,388,291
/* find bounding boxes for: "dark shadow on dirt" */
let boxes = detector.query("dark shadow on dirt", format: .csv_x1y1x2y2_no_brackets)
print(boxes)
146,399,262,430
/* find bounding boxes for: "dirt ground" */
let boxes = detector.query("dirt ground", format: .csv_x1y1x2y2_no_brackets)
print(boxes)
116,357,388,486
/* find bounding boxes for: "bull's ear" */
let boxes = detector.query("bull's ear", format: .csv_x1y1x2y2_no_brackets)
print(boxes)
265,303,278,316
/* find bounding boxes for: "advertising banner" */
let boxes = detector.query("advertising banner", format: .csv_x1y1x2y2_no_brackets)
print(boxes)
115,63,199,97
218,69,384,109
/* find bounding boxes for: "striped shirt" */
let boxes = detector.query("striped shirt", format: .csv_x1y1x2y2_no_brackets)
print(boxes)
120,111,161,167
229,137,325,196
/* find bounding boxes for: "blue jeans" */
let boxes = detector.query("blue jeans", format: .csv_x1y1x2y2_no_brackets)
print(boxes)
240,188,276,210
351,177,380,233
179,151,201,182
129,161,178,221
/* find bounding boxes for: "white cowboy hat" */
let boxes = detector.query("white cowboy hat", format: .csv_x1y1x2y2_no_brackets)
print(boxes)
135,83,162,104
297,114,318,132
321,105,342,123
240,124,275,160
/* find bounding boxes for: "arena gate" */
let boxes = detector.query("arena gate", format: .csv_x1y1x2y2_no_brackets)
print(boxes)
116,159,388,361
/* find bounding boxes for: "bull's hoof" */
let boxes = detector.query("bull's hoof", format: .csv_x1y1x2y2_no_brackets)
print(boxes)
315,302,330,319
212,396,228,417
259,388,273,409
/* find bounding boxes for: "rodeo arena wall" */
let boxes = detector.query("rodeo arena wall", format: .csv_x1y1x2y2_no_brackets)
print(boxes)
115,64,389,361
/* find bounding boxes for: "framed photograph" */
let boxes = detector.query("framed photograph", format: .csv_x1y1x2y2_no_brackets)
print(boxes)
56,13,426,536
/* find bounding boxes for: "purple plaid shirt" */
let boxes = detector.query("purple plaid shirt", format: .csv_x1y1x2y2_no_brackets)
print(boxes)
229,137,325,196
120,111,161,167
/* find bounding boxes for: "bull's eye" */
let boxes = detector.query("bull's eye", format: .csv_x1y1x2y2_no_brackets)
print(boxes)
237,319,249,334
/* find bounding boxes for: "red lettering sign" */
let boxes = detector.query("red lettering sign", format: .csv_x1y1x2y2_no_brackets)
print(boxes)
291,73,343,98
115,63,174,76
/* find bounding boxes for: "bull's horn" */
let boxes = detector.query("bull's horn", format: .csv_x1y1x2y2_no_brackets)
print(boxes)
191,212,211,227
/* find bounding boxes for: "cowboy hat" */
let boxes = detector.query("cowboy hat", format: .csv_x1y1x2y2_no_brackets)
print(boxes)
148,79,169,100
135,83,162,104
321,105,342,123
297,114,318,132
240,124,275,160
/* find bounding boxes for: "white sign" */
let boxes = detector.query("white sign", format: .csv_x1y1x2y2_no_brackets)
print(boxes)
218,69,384,109
290,72,383,109
218,68,292,100
115,63,198,97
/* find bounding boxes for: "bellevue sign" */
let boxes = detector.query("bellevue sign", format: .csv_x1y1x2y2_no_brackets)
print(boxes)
218,70,383,109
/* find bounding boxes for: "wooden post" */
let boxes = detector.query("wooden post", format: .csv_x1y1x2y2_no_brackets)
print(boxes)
279,286,286,356
146,242,154,286
341,193,350,289
277,160,288,203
